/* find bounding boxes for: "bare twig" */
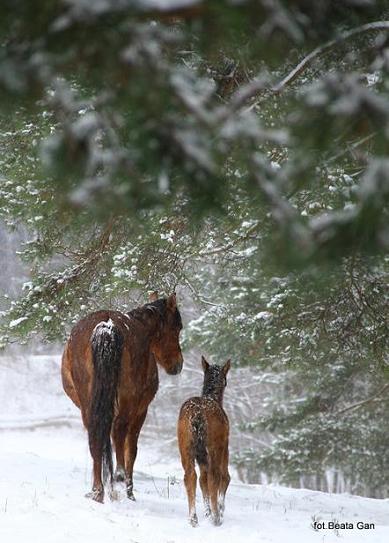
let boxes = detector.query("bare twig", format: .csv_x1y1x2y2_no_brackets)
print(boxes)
183,276,223,308
336,383,389,416
273,21,389,93
215,75,269,121
197,221,261,257
325,132,377,165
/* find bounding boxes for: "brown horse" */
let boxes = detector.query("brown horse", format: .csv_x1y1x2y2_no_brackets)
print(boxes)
61,292,183,503
177,356,231,527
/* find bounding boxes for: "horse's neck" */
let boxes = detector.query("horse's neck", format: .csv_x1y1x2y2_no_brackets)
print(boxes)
127,308,160,340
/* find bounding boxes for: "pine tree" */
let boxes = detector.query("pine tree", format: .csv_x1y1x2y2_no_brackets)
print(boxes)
0,0,388,495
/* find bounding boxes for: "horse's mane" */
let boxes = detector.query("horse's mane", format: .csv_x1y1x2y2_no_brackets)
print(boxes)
126,298,182,329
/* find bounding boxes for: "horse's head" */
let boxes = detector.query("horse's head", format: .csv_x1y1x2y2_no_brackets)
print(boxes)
201,356,231,403
149,292,183,375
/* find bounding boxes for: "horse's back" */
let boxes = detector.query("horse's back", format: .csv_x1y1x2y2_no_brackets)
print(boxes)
69,310,131,344
62,309,158,420
61,310,130,414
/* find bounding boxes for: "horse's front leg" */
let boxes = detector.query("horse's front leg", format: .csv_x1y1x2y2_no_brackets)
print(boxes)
124,409,148,500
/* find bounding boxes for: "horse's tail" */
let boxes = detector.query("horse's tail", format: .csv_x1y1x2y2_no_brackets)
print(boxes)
192,412,208,466
89,318,123,486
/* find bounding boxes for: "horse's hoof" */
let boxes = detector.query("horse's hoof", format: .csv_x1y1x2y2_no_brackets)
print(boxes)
212,514,222,527
85,489,104,503
190,514,198,527
114,467,126,483
127,490,136,501
109,489,120,501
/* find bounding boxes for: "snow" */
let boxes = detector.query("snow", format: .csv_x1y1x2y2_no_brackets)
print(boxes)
92,318,115,338
254,311,273,321
8,317,28,329
138,0,199,12
1,355,389,542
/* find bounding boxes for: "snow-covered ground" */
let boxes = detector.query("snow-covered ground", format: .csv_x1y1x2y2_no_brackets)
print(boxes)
1,355,389,543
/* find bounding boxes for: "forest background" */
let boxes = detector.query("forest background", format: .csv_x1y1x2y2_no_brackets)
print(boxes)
0,0,388,498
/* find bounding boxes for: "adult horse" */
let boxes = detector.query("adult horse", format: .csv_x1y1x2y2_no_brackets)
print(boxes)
61,292,183,503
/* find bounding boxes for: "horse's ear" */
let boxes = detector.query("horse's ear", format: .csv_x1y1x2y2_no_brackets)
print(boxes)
148,291,159,302
167,292,177,311
201,356,209,372
222,359,231,375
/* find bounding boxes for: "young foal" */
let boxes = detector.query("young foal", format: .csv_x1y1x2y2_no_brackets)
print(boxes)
178,356,231,527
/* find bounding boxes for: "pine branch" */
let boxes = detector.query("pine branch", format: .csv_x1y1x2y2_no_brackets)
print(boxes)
272,21,389,93
336,383,389,416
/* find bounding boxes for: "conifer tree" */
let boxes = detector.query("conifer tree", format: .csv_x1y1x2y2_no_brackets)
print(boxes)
0,0,388,494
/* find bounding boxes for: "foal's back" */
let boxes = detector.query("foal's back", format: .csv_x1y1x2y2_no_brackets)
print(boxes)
178,396,229,465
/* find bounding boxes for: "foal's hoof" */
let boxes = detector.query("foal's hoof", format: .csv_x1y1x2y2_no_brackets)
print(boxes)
85,489,104,503
189,514,198,527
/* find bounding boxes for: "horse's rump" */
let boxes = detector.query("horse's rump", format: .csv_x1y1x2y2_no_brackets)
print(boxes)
89,318,124,485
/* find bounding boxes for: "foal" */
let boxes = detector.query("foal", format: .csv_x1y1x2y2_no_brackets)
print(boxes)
178,356,231,526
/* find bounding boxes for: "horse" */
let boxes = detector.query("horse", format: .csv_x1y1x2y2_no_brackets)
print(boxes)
177,356,231,527
61,292,183,503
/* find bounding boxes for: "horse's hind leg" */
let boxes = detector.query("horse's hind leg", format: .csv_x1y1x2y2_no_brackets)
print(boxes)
86,450,104,503
199,463,211,518
124,409,148,500
112,416,129,483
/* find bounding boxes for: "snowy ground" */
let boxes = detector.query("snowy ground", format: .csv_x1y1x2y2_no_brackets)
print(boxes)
1,355,389,543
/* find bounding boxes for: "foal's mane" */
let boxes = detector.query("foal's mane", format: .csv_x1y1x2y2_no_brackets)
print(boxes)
202,366,225,396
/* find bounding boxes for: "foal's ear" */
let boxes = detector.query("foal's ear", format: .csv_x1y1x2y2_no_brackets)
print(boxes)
148,290,159,302
201,356,210,372
222,359,231,375
167,292,177,311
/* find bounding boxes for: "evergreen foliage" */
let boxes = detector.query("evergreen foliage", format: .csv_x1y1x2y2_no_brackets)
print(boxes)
0,0,388,495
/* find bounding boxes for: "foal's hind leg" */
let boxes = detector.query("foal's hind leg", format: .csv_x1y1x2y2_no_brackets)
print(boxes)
199,463,211,518
178,422,198,526
183,460,198,526
218,446,230,518
208,455,222,526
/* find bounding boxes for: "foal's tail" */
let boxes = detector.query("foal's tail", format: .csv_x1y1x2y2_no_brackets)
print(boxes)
89,318,123,486
192,413,208,466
